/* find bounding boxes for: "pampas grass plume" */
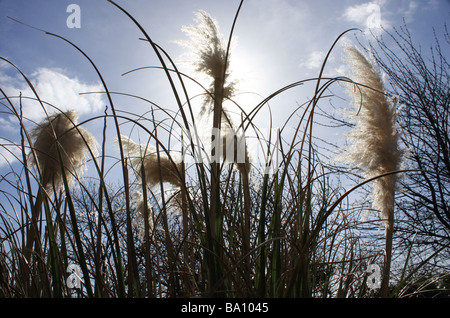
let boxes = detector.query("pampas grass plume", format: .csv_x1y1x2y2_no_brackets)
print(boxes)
179,10,236,112
340,46,403,228
120,135,183,189
29,110,98,191
180,10,229,81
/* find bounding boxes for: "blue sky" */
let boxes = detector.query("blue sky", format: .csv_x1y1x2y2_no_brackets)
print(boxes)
0,0,449,171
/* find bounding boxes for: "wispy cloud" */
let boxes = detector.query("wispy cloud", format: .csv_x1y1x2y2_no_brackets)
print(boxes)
0,142,21,168
0,66,105,123
299,50,327,70
343,1,391,32
404,1,419,23
0,66,104,167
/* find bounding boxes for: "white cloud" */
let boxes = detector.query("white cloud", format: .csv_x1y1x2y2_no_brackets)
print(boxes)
299,50,327,70
0,116,16,133
0,142,21,168
0,67,105,122
343,1,390,31
298,50,347,77
0,66,105,167
404,1,418,23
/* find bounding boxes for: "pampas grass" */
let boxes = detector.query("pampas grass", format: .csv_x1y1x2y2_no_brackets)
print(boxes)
178,9,254,292
120,135,183,241
340,46,404,297
25,110,97,262
179,10,238,143
340,46,403,228
29,110,98,191
180,10,235,242
179,10,236,106
120,135,183,189
1,1,445,299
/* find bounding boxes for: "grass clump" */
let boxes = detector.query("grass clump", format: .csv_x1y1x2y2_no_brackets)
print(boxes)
0,1,447,299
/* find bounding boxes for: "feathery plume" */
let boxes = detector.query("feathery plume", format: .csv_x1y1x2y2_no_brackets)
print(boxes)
25,110,97,260
180,10,248,243
340,46,405,297
179,10,236,114
120,135,183,189
29,110,98,191
340,46,403,228
180,10,230,81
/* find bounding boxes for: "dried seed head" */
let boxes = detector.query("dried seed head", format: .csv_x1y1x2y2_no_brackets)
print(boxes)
181,10,229,80
29,110,98,191
120,135,183,189
340,46,403,227
179,10,236,113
